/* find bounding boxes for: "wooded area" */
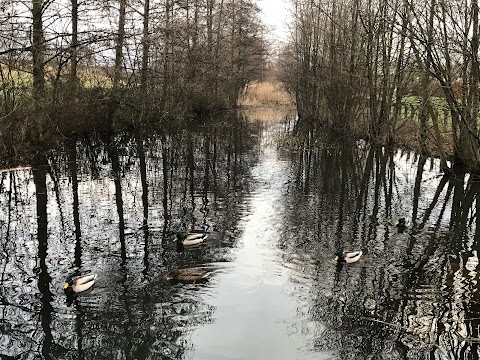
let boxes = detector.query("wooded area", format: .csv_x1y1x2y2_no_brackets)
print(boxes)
5,0,480,173
279,0,480,172
0,0,266,153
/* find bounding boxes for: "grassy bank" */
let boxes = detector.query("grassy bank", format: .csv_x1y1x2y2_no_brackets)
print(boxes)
238,80,294,108
239,82,454,161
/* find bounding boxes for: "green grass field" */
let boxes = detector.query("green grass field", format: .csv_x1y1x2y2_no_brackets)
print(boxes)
401,96,452,131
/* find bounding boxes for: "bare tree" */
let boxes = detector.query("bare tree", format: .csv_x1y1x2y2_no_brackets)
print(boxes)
0,0,267,150
32,0,46,140
283,0,480,171
114,0,127,90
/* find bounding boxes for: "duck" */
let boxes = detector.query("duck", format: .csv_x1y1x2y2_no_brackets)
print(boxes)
172,232,208,246
163,268,209,284
63,273,97,293
335,249,362,264
395,217,410,228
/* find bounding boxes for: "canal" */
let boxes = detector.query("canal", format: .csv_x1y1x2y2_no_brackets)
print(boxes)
0,108,479,359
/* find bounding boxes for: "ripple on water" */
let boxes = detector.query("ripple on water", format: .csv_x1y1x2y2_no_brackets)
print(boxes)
406,285,441,301
3,117,480,360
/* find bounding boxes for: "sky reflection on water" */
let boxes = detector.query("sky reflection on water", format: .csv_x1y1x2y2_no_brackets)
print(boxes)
1,110,480,359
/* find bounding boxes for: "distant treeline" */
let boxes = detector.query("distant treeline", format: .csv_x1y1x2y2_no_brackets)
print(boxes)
279,0,480,173
0,0,266,153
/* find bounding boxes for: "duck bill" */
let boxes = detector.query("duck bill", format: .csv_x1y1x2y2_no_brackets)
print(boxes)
63,282,69,289
334,256,339,261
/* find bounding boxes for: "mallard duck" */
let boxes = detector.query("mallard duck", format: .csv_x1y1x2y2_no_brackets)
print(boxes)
335,249,362,264
63,273,97,293
163,268,209,284
172,232,207,246
395,217,410,228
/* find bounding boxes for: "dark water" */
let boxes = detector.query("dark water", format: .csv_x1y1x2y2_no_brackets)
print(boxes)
1,109,480,360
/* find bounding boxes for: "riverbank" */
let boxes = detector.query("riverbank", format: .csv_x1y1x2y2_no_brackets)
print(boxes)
240,80,454,163
0,79,455,172
392,121,453,160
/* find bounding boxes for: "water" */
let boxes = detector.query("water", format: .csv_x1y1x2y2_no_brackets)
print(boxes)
188,126,330,360
1,110,480,359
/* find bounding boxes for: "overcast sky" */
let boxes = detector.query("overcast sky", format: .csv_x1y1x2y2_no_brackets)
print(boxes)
257,0,291,42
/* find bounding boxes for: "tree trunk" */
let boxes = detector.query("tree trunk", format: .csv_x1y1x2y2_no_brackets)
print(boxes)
140,0,150,93
32,0,45,140
70,0,78,86
213,0,224,98
160,0,171,113
113,0,127,90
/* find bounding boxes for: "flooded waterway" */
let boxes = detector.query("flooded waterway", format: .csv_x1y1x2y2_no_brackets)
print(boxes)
1,108,480,359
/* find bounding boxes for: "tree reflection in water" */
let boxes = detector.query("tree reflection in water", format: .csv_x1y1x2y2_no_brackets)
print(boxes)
1,113,480,359
285,135,480,359
0,114,257,359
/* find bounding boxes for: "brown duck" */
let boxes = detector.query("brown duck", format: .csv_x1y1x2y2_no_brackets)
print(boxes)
164,268,209,284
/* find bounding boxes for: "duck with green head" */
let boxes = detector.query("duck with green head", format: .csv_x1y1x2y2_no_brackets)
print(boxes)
335,249,362,264
63,273,97,293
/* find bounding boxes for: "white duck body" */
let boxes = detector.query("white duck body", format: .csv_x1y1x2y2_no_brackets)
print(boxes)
64,273,97,293
344,250,362,263
175,232,208,246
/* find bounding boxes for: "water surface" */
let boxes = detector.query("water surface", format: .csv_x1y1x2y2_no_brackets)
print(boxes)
1,110,479,359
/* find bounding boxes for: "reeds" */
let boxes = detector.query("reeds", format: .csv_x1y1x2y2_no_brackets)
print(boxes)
238,80,294,107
